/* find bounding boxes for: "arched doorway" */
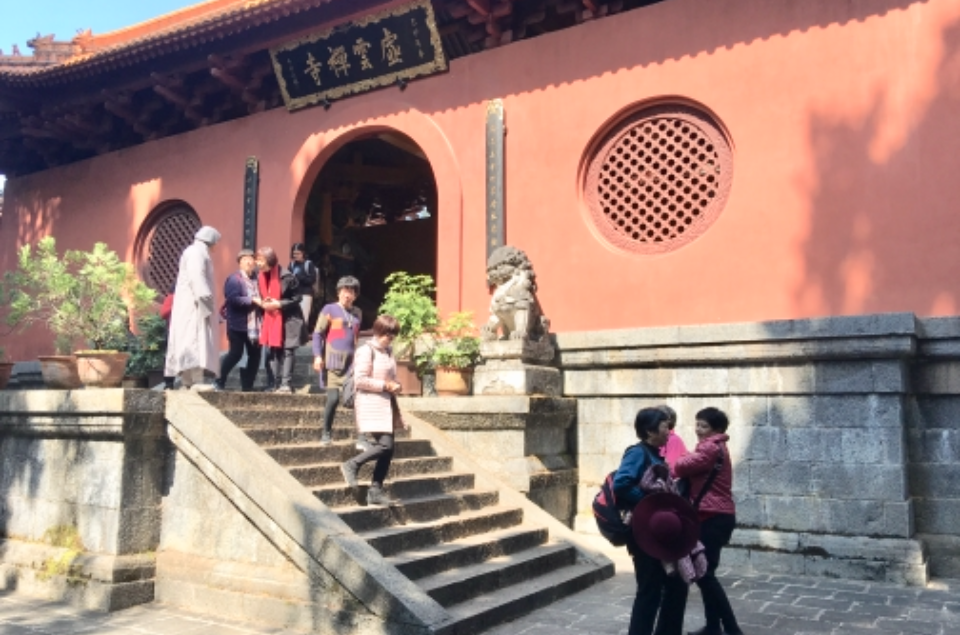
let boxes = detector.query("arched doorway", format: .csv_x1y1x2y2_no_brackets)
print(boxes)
300,131,437,328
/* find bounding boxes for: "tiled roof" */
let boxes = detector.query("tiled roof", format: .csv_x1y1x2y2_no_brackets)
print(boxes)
0,0,338,85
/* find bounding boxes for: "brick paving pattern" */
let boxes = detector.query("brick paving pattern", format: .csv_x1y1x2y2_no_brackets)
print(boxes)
2,557,959,634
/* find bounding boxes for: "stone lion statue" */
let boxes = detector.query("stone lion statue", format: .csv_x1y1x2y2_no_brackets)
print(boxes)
482,246,550,342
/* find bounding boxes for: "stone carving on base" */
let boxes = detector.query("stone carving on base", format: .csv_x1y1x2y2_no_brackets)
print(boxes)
476,246,559,395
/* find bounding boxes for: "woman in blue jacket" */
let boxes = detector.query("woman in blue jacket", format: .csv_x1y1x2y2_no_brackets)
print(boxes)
614,407,689,635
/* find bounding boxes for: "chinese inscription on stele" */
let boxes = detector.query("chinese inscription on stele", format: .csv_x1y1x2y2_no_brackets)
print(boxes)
270,0,447,111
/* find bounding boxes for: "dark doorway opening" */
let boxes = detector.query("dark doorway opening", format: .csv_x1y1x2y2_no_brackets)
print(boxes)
301,132,437,329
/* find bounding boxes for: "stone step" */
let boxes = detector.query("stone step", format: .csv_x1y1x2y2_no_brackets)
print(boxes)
219,408,354,429
312,472,475,508
201,391,324,410
243,425,411,447
385,525,549,581
443,562,610,634
333,490,501,533
264,439,436,465
359,506,525,557
289,456,452,488
419,542,578,607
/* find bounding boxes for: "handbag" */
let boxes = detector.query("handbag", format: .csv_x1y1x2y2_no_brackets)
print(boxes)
679,449,725,509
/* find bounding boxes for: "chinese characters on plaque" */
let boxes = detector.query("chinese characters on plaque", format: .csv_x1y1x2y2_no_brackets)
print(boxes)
270,0,447,111
486,99,505,258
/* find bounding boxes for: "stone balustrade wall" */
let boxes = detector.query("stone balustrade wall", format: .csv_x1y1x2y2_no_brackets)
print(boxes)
556,313,960,585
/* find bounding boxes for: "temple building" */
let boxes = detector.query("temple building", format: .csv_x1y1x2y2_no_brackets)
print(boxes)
2,0,960,357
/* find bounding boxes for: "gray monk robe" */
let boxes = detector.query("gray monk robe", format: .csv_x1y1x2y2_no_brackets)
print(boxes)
165,230,220,383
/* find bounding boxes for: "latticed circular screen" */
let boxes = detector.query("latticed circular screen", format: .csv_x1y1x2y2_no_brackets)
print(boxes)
137,203,201,293
584,104,733,254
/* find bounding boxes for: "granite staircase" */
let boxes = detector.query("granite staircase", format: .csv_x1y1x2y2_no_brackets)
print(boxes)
202,391,612,633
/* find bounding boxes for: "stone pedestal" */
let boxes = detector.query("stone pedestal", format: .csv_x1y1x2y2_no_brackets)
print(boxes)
398,395,578,525
474,339,560,396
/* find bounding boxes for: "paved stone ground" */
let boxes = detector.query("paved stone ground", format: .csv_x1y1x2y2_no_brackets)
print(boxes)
486,546,960,635
2,550,960,634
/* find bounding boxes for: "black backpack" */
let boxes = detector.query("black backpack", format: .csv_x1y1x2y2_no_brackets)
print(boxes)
592,471,633,547
338,343,372,409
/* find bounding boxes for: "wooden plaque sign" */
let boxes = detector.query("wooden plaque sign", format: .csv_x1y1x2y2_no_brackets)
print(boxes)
243,157,259,250
486,99,505,258
270,0,447,111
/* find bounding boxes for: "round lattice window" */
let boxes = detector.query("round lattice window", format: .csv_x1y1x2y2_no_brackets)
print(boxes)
584,103,733,254
136,202,202,293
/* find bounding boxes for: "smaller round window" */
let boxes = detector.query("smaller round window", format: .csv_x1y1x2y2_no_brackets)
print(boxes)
135,202,202,293
584,103,733,255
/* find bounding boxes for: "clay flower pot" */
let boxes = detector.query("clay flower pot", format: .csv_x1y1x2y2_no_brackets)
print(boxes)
0,362,14,390
74,351,131,388
395,360,423,396
434,367,473,396
37,355,83,389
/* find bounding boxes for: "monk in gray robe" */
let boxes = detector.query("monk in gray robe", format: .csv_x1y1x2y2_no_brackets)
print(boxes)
165,226,221,388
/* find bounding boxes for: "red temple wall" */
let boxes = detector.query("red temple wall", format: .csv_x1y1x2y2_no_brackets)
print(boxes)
3,0,960,360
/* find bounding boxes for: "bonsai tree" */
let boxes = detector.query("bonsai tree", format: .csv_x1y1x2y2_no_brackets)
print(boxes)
5,237,156,352
420,311,482,371
378,272,439,358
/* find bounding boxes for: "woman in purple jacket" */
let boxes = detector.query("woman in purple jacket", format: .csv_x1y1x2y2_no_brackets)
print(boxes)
674,407,743,635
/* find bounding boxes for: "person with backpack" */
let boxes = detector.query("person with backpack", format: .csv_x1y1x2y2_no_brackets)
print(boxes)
313,276,362,446
289,243,318,329
674,407,743,635
339,314,407,506
214,249,263,392
614,407,689,635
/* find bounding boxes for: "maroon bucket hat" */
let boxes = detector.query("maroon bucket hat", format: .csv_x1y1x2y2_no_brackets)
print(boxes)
631,492,700,561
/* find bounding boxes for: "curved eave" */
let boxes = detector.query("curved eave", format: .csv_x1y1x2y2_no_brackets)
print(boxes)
0,0,337,87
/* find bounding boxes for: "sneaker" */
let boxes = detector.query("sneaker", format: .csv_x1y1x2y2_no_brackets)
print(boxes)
355,435,372,452
320,431,332,446
340,461,359,488
274,385,293,394
366,485,396,506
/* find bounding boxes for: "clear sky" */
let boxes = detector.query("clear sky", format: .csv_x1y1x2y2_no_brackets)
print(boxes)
0,0,200,53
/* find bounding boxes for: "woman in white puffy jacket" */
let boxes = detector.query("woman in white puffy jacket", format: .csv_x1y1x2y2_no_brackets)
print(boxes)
339,314,407,506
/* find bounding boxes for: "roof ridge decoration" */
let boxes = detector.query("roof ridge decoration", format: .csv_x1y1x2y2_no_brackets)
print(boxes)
0,0,338,84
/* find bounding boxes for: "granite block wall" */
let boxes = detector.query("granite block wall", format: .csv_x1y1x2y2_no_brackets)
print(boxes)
558,313,931,585
0,389,165,610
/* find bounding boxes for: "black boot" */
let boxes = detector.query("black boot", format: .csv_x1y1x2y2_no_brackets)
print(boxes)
340,460,359,488
366,484,396,506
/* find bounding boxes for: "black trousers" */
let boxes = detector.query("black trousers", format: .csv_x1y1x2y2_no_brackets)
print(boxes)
694,514,741,634
323,388,340,434
264,346,296,388
348,433,394,486
219,329,261,391
629,547,689,635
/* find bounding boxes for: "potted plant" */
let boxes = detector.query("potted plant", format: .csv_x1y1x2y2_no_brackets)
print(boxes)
0,347,13,390
124,313,169,388
6,237,156,388
378,271,439,395
4,238,83,388
420,311,481,396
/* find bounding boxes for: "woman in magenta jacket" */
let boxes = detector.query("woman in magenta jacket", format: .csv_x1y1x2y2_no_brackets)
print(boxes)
674,407,743,635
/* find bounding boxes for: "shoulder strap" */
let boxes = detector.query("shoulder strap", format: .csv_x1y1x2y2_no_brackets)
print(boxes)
692,446,725,509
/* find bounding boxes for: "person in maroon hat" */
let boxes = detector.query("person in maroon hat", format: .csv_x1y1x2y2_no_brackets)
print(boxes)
675,407,743,635
613,407,689,635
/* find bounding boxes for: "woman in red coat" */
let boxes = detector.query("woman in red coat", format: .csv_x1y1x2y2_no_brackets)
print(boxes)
255,246,304,393
674,407,743,635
